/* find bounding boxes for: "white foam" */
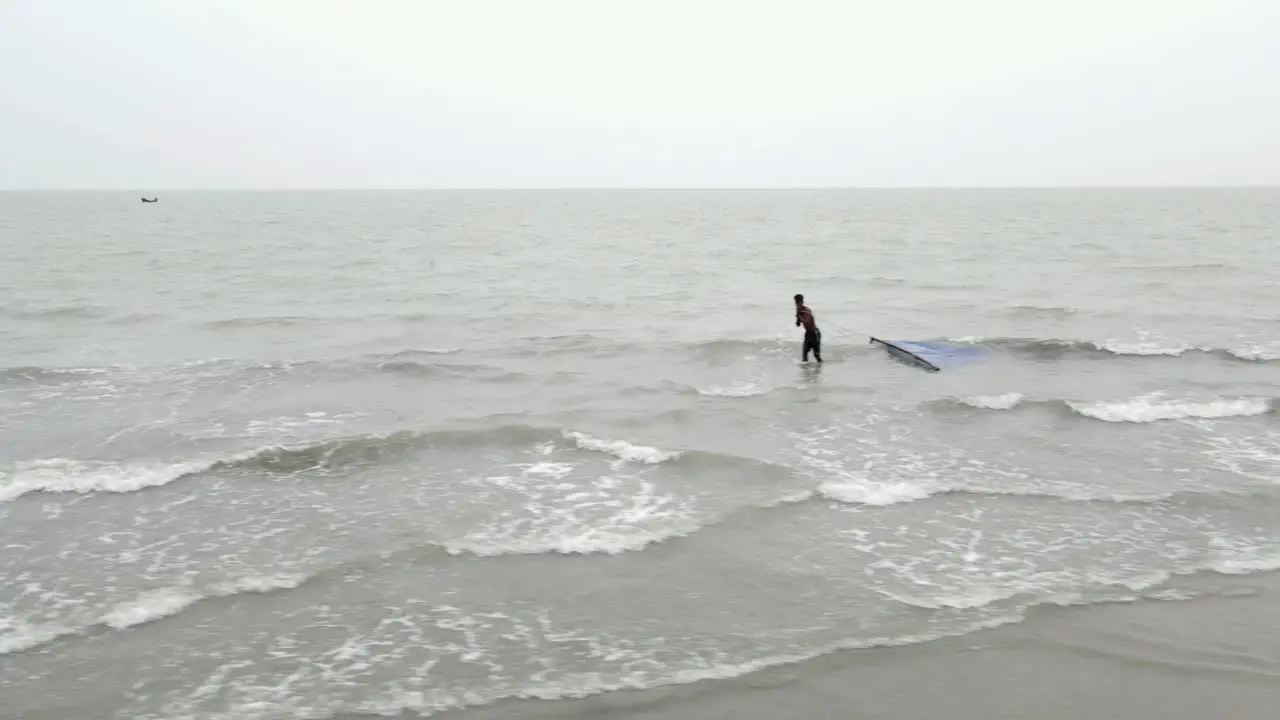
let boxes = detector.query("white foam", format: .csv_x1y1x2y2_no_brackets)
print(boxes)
1199,431,1280,483
880,586,1028,611
448,468,700,556
1068,394,1272,423
1095,340,1193,356
0,458,213,504
1211,553,1280,575
101,587,202,629
208,573,308,595
563,431,681,464
1229,344,1280,361
959,392,1024,410
697,382,768,397
450,522,688,557
818,479,931,506
0,615,78,654
242,411,366,436
340,615,1024,720
0,573,312,655
1206,537,1280,575
517,462,575,479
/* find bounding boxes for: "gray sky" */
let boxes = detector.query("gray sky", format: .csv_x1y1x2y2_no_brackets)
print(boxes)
2,0,1277,189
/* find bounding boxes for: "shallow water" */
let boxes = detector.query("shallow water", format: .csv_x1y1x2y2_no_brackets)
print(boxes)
1,189,1278,719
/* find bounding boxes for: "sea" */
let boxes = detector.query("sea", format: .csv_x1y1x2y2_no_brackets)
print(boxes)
1,189,1278,719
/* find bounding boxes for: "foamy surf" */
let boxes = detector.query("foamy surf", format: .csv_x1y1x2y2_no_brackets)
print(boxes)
563,430,681,464
941,335,1277,363
0,573,310,655
315,615,1029,720
0,457,215,504
446,521,694,557
1093,340,1199,356
697,382,768,397
104,573,309,630
446,460,699,556
818,479,932,506
0,615,78,655
1229,344,1280,362
1068,394,1273,423
101,588,203,630
958,393,1025,410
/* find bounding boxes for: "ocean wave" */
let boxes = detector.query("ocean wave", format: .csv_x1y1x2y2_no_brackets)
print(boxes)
0,425,688,503
370,359,530,382
694,382,770,398
817,479,932,506
3,304,111,321
875,571,1177,612
444,515,691,557
813,478,1242,507
0,457,221,504
200,315,316,330
333,617,1025,720
5,333,1274,395
0,573,307,655
872,550,1280,615
317,564,1273,720
1225,344,1280,362
1004,305,1080,318
955,392,1025,410
1209,550,1280,575
1066,395,1274,423
562,430,682,464
927,393,1275,424
211,426,685,476
1119,262,1233,272
444,527,682,557
945,336,1278,363
447,484,813,558
383,347,461,357
0,350,488,390
502,333,620,358
8,500,1270,663
0,365,113,384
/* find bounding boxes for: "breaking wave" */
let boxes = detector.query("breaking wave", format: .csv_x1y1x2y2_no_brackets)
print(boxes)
261,559,1277,720
955,392,1026,410
946,336,1279,363
1066,395,1274,423
0,457,222,504
0,573,308,655
928,393,1274,424
0,426,688,503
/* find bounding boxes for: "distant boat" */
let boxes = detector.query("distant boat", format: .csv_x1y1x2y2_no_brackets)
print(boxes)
141,197,158,203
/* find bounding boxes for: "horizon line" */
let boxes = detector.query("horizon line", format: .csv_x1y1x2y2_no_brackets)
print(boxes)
3,184,1278,192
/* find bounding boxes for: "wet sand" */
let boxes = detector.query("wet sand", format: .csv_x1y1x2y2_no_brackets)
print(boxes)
439,573,1280,720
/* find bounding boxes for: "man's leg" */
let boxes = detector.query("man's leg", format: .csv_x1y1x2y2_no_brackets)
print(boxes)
814,330,823,363
803,331,815,362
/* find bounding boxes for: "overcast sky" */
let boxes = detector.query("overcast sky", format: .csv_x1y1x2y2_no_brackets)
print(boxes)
2,0,1277,189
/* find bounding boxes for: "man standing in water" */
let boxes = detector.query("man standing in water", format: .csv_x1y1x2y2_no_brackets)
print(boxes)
794,294,822,363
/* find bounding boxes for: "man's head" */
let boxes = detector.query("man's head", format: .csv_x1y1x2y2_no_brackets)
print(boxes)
794,294,804,305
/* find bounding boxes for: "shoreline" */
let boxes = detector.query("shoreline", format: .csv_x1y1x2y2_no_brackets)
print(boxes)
430,573,1280,720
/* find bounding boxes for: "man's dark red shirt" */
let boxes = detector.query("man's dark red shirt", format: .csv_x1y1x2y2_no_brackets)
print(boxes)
796,304,817,332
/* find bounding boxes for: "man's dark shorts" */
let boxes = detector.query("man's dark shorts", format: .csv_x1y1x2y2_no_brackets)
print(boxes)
803,328,821,357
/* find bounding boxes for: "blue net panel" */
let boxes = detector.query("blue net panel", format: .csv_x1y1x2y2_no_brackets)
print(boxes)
869,337,988,372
